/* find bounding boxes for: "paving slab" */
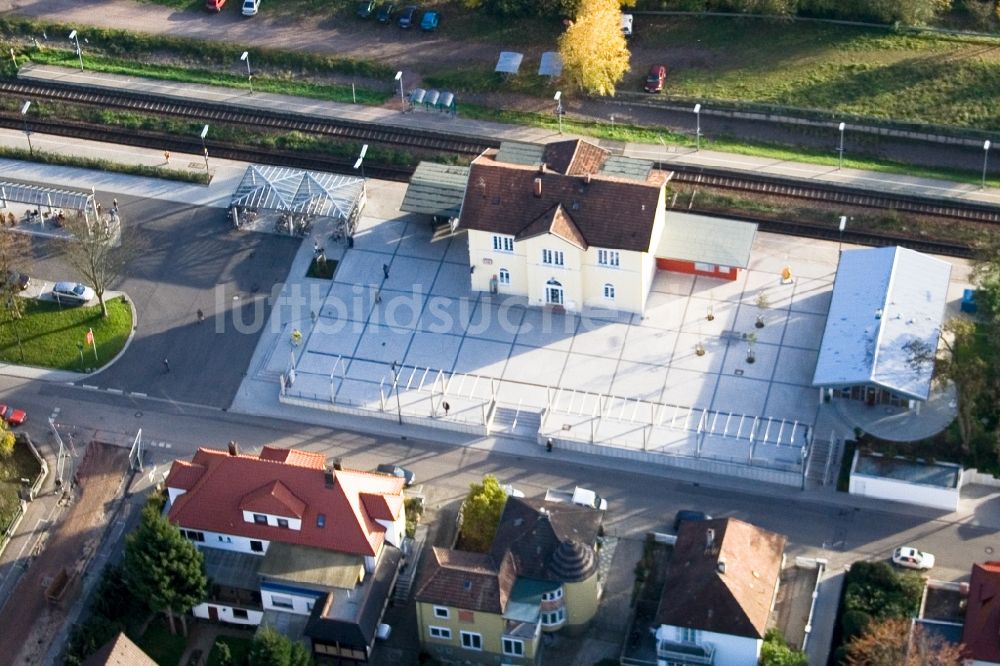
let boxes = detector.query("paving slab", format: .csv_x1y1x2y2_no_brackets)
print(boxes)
560,352,620,394
453,337,512,376
663,367,719,410
712,374,771,415
570,321,631,360
636,290,689,330
620,325,678,365
405,331,463,371
782,311,828,350
610,360,669,401
503,345,569,386
383,255,441,292
513,309,580,350
418,296,474,336
353,322,415,363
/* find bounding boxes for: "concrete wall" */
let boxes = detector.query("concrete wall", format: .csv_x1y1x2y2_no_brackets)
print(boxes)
194,531,270,556
564,576,599,631
849,473,961,511
240,509,302,531
261,584,324,616
657,625,761,666
192,601,264,626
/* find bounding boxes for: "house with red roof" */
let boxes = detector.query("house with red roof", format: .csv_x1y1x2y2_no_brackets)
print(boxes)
963,562,1000,665
164,443,407,663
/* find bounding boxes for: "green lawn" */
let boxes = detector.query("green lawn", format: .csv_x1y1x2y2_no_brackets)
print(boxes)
207,635,253,666
0,436,42,530
0,297,132,371
135,618,187,666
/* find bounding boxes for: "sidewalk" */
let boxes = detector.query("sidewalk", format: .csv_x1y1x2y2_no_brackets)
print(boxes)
17,64,1000,208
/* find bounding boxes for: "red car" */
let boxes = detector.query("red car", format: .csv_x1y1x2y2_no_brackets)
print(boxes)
644,64,667,93
0,404,26,426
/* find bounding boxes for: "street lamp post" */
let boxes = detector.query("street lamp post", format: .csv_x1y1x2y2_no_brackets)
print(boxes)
199,124,210,177
68,30,83,71
838,215,847,256
240,51,253,94
837,122,846,170
983,140,992,190
390,361,402,424
353,143,368,181
554,91,563,134
20,101,32,156
394,71,404,107
693,103,702,151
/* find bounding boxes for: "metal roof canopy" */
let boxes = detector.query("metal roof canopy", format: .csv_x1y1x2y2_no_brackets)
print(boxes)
599,155,654,182
811,246,952,401
400,162,470,218
538,51,563,77
495,51,524,74
230,165,364,222
0,181,95,213
657,212,757,268
495,141,544,166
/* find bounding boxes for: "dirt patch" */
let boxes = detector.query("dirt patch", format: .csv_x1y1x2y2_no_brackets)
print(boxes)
0,441,131,665
772,563,822,650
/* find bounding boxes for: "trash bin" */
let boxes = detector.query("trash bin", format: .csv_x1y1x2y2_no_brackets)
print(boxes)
961,288,978,314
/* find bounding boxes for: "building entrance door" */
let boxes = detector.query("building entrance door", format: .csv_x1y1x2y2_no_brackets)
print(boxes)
545,279,563,305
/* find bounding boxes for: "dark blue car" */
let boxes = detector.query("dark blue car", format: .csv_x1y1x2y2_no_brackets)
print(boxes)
398,5,416,28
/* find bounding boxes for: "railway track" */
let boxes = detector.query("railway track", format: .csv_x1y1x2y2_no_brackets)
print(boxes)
0,77,997,256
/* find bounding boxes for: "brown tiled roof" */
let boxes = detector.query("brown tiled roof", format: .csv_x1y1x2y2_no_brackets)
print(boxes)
460,141,667,253
165,447,404,557
962,562,1000,661
414,547,517,613
655,518,785,639
541,139,609,176
83,632,156,666
240,480,307,518
515,204,588,250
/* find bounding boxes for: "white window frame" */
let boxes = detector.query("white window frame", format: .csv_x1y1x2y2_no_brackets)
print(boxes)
429,626,452,640
542,249,564,266
502,637,525,656
433,606,450,619
492,234,514,252
603,283,615,300
680,627,700,643
270,594,294,609
541,587,563,601
498,268,510,285
597,249,620,267
541,608,566,626
460,631,483,651
694,262,716,272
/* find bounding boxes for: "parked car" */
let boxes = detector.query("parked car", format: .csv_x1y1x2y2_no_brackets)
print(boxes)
644,64,667,93
356,0,376,18
376,463,415,486
4,271,29,291
241,0,260,16
398,5,417,28
376,2,395,22
0,404,26,426
51,281,95,305
892,546,935,570
502,483,525,498
674,510,711,531
621,13,633,37
420,10,439,31
204,0,226,11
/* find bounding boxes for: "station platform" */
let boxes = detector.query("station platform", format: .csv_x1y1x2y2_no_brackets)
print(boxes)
17,64,1000,208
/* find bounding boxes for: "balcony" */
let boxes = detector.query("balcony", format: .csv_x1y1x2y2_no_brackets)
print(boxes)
656,640,715,665
504,619,541,640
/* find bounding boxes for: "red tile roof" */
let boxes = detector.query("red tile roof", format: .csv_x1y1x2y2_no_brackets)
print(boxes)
414,547,517,613
240,480,307,518
962,561,1000,662
165,448,404,557
656,518,785,639
166,459,205,490
542,139,609,176
459,140,668,253
259,445,326,469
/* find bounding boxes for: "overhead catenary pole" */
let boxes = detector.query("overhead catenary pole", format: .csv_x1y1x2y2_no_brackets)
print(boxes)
983,139,992,190
240,51,253,94
837,122,846,170
68,30,83,71
20,101,32,156
394,71,404,107
554,91,563,134
200,124,211,178
693,103,702,151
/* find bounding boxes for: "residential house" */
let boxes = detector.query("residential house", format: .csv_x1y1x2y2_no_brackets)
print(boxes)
414,496,604,665
654,518,786,666
457,139,672,314
164,444,406,664
82,632,156,666
962,562,1000,665
812,246,952,411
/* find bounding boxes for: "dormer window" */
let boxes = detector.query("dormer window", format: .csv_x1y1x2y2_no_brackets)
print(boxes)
317,513,326,528
253,514,267,525
277,518,289,529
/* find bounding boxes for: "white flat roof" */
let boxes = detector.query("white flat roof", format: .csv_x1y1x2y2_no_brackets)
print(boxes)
812,246,951,401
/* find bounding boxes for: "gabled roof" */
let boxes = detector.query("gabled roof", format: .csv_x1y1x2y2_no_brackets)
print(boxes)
240,480,307,519
414,547,517,613
812,246,951,401
165,448,404,557
259,446,326,469
82,632,156,666
400,162,471,218
655,518,785,639
515,203,588,250
165,459,205,490
459,139,669,253
657,212,757,269
962,562,1000,662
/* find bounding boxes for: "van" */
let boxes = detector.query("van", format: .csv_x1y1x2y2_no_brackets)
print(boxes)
242,0,260,16
205,0,225,11
621,13,633,37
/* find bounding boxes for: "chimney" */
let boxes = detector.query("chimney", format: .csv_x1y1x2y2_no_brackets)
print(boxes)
538,162,546,174
533,177,543,198
332,457,343,471
585,172,591,184
324,466,335,489
705,528,715,550
227,441,239,456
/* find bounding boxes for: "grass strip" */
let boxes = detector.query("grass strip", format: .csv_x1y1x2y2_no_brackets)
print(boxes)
0,145,207,184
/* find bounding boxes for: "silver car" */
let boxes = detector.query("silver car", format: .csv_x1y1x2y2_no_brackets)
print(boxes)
51,281,95,305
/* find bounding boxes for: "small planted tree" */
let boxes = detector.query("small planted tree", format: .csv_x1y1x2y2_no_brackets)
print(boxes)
755,290,770,328
746,331,758,364
459,475,509,553
58,211,140,318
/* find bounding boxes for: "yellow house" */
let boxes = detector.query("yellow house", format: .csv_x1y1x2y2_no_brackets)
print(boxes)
458,140,671,314
414,497,604,665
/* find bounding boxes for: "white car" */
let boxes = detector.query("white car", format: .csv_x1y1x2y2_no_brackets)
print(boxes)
892,546,935,570
503,484,525,498
621,13,633,37
242,0,260,16
51,281,95,305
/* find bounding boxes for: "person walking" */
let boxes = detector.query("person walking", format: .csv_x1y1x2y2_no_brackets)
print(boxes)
196,309,205,323
163,358,170,373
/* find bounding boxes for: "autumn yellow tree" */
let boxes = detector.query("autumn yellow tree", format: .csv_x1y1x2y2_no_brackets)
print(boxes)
558,0,630,96
845,617,962,666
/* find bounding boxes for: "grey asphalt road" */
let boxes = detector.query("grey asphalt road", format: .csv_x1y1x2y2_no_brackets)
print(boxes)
25,193,300,408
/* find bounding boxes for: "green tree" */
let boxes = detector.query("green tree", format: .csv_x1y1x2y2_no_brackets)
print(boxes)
0,426,13,459
58,210,139,318
249,626,311,666
843,561,923,621
759,628,807,666
63,617,124,666
123,505,207,636
559,0,631,96
460,475,509,552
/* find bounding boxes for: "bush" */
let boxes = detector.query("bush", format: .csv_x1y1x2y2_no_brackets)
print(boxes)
0,429,13,458
841,608,872,640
